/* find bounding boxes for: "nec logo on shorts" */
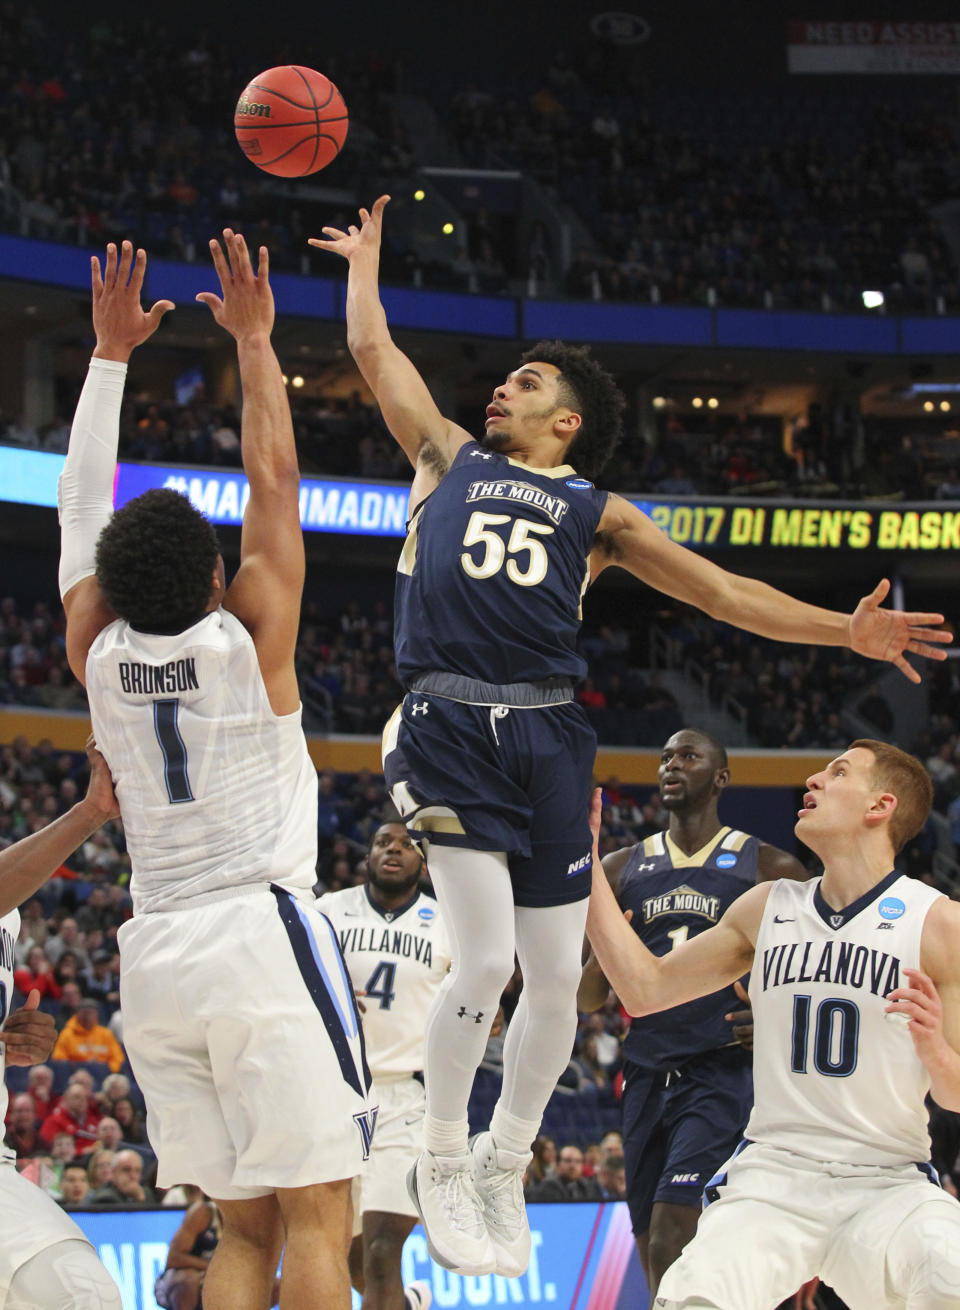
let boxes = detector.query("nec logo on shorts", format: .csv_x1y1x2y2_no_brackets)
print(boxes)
670,1172,701,1185
566,853,591,877
878,897,906,921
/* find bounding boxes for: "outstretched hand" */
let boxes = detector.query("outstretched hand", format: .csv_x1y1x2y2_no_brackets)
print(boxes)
308,195,390,263
849,578,951,684
91,241,175,363
196,230,274,342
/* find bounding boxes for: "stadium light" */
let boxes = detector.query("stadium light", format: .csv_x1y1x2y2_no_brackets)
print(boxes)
692,397,704,409
652,396,667,409
862,290,885,310
941,401,952,413
923,401,935,412
442,222,455,235
707,397,719,409
414,189,425,201
292,375,304,388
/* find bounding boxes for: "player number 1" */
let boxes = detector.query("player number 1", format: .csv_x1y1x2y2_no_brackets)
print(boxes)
153,699,195,805
667,926,689,950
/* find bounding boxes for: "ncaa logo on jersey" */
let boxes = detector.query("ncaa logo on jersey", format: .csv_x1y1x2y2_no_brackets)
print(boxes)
565,477,593,490
716,852,737,868
878,897,906,921
418,906,435,924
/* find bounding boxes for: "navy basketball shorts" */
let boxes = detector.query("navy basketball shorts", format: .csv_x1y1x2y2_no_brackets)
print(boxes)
382,692,596,907
621,1047,754,1235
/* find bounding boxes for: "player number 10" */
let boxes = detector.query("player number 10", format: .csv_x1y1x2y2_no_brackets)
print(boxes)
460,512,554,586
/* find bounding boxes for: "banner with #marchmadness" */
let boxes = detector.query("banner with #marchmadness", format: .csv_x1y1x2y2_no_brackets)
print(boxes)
0,445,958,555
73,1203,648,1310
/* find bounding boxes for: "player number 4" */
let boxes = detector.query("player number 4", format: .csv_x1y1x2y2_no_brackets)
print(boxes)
460,512,554,586
364,960,397,1010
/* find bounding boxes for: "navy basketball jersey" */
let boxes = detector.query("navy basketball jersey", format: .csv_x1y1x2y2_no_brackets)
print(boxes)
620,827,760,1069
394,442,608,686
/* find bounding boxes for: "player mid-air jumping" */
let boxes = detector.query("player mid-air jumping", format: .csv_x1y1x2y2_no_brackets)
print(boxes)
311,195,949,1279
59,237,375,1310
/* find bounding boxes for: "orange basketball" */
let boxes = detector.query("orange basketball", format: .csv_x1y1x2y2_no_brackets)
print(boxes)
234,65,349,177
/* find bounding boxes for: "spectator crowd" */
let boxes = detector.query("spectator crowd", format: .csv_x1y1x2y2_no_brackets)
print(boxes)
0,8,958,318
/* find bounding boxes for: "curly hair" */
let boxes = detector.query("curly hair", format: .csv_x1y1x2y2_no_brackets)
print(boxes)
519,340,626,481
95,489,221,633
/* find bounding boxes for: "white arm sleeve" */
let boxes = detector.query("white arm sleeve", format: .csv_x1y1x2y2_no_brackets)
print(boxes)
57,357,128,599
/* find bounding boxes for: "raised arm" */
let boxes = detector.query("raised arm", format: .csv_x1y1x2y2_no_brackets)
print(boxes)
196,231,303,715
592,495,950,684
584,789,765,1015
60,242,174,681
577,846,630,1012
309,196,472,481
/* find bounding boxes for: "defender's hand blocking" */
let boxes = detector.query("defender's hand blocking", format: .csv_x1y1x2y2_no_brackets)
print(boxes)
2,991,56,1066
849,578,950,684
91,241,175,363
308,194,390,263
197,230,274,342
83,737,120,824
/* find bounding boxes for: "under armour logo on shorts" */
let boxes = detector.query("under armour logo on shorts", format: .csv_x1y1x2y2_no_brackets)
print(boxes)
410,701,430,716
457,1006,485,1024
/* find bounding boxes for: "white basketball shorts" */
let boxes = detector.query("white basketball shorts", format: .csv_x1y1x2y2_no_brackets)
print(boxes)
658,1140,960,1310
351,1075,424,1234
0,1163,96,1302
119,887,378,1200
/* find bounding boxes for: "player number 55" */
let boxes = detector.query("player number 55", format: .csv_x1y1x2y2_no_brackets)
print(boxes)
460,512,554,586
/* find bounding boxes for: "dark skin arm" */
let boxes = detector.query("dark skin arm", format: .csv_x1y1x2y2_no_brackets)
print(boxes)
0,743,118,917
165,1200,215,1271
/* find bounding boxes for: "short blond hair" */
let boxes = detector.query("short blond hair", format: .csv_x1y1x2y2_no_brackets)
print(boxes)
849,739,933,853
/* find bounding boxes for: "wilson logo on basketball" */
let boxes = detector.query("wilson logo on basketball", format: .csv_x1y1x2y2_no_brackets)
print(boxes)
236,98,272,118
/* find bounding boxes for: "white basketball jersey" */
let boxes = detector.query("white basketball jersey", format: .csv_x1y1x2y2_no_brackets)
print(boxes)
317,885,451,1079
86,609,317,914
746,873,942,1167
0,910,18,1157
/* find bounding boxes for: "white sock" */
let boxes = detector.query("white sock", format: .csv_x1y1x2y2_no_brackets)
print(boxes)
423,1113,471,1160
489,1104,539,1159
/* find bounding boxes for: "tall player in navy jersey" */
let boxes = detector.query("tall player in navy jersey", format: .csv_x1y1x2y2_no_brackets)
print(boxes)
579,729,807,1303
587,740,960,1310
311,196,950,1279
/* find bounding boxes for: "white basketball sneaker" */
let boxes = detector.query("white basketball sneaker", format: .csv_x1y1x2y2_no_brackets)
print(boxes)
471,1132,532,1277
406,1150,496,1275
404,1280,433,1310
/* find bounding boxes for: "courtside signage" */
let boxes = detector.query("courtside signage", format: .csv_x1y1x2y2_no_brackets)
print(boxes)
72,1203,646,1310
